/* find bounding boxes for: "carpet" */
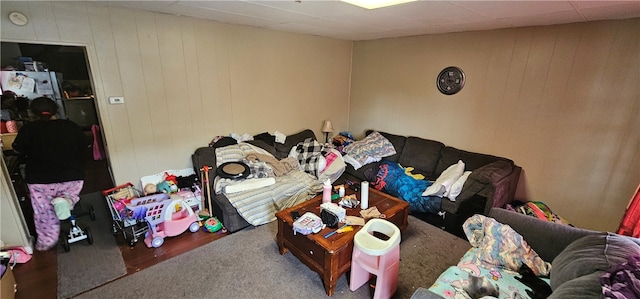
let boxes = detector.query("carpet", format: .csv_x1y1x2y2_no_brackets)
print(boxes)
57,191,127,299
76,215,470,299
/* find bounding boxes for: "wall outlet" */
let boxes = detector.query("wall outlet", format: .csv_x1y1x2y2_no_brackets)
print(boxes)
109,96,125,104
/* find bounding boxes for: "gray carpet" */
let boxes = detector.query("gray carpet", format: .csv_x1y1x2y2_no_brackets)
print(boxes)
76,215,470,299
58,191,127,299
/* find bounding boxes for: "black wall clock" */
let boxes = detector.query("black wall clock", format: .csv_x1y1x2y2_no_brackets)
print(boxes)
436,66,465,95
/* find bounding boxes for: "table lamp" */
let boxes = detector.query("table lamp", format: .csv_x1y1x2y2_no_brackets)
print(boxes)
321,120,334,144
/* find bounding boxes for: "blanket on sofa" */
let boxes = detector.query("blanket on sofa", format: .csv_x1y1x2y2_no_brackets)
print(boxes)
212,142,342,226
225,170,320,225
372,161,441,214
462,214,552,276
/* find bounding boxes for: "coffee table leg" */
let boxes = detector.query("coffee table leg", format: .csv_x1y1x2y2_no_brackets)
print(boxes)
322,274,336,296
322,254,340,296
276,220,288,255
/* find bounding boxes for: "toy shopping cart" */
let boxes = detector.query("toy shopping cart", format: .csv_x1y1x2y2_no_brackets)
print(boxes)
103,183,148,247
140,197,200,248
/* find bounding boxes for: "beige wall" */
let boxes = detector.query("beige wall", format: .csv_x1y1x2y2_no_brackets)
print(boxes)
0,1,352,186
350,19,640,231
2,1,638,232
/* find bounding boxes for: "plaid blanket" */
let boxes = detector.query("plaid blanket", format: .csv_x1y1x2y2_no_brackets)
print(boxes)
294,138,326,178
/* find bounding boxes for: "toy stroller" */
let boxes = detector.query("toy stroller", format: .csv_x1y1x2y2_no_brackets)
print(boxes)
53,197,95,252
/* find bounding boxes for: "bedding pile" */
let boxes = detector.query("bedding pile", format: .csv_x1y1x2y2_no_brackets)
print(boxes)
342,131,470,214
213,142,345,226
371,161,441,214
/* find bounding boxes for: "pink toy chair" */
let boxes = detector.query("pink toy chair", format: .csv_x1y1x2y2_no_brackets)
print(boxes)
349,218,401,299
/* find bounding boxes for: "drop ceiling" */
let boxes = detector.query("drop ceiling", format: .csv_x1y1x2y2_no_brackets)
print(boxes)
102,1,640,40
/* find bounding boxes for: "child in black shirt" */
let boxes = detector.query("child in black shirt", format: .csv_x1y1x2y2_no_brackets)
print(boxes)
12,97,90,251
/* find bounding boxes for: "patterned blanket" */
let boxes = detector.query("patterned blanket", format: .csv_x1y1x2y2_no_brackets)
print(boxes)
372,161,441,214
343,131,396,170
293,138,326,177
212,142,329,226
225,171,320,225
462,214,552,276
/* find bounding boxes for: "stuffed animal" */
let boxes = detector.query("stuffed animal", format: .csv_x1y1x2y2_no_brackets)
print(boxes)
156,180,179,194
156,181,172,194
164,172,178,185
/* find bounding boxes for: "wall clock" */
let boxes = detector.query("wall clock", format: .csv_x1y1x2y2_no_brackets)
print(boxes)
9,11,28,26
436,66,465,95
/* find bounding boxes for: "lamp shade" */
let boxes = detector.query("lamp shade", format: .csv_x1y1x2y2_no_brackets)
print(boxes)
322,120,334,133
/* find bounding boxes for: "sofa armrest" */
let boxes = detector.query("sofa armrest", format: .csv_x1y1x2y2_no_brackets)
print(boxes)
488,208,601,262
444,161,520,215
192,147,218,176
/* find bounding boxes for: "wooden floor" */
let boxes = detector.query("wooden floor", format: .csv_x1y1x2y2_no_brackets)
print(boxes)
11,150,227,298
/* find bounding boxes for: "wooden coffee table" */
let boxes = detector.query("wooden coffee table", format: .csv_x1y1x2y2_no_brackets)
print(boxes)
275,186,409,296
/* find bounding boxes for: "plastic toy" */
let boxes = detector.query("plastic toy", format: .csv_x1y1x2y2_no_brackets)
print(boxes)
143,197,200,248
156,181,172,193
203,217,223,233
60,216,93,252
144,183,157,195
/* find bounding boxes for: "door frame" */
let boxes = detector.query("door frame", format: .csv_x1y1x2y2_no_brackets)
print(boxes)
0,39,115,186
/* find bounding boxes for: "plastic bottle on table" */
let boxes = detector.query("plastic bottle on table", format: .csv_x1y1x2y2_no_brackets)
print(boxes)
322,179,332,204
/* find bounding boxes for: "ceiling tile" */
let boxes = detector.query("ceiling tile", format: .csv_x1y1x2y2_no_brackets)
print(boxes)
88,0,640,40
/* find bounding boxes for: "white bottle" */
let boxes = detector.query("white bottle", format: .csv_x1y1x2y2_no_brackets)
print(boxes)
360,181,369,209
322,179,332,204
338,186,345,197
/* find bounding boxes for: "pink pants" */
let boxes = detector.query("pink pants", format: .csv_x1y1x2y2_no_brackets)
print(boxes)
28,181,84,251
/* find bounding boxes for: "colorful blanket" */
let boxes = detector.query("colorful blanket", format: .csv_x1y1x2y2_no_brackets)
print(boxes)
372,161,441,214
213,143,321,226
601,254,640,299
429,257,551,299
462,214,552,276
343,131,396,170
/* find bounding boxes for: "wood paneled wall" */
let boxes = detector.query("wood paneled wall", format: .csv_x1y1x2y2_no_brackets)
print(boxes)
2,1,637,231
350,19,640,231
1,1,352,186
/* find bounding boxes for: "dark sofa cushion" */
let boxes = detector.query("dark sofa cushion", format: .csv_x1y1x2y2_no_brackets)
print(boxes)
467,160,514,184
192,147,218,172
550,233,640,290
245,139,278,157
488,208,598,263
275,129,316,159
548,272,604,299
398,136,444,179
365,130,405,162
253,132,276,147
436,146,513,175
211,136,237,148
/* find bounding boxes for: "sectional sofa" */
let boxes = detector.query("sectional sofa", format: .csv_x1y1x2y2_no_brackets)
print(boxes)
342,130,522,237
412,208,640,298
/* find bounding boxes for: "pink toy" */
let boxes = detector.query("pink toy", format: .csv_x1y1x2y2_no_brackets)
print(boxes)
349,219,401,299
142,197,200,248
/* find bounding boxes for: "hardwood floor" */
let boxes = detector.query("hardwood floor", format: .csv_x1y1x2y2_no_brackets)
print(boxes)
10,148,227,298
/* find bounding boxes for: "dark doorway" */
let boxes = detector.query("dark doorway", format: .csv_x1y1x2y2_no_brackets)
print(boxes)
1,41,114,235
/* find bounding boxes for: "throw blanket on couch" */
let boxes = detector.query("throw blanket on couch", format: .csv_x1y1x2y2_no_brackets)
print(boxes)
462,214,552,276
293,138,326,177
224,170,320,225
372,161,441,214
212,142,343,226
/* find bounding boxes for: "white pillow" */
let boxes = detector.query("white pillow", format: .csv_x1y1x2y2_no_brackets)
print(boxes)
446,171,471,201
422,160,465,197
